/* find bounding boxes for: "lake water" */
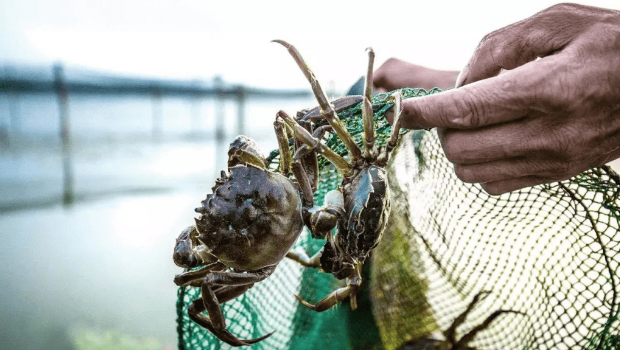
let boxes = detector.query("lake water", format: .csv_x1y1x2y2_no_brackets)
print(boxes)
0,93,316,209
0,92,315,349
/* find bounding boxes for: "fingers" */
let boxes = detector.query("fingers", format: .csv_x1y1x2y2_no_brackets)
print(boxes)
400,63,538,129
456,3,615,87
436,114,557,165
481,176,552,196
373,58,459,91
453,158,567,185
453,157,575,195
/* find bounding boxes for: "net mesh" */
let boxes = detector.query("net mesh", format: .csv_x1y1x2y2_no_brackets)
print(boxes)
176,88,620,350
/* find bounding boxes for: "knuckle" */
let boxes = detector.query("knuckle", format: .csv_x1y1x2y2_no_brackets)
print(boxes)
454,87,485,128
533,69,574,113
401,99,426,129
549,125,580,159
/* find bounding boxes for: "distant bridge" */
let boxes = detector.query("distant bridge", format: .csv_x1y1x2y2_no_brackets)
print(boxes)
0,63,311,98
0,63,313,206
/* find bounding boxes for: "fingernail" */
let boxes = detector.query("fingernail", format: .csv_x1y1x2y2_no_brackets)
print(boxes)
455,64,469,88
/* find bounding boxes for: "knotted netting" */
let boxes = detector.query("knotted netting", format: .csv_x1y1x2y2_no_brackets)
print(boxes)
176,88,620,350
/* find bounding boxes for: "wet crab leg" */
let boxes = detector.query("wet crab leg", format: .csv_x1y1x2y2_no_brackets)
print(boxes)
277,111,350,174
385,91,403,152
196,265,277,346
173,261,227,286
294,271,361,312
292,161,314,209
454,309,523,348
361,48,375,159
188,298,272,347
292,118,320,192
377,91,404,166
274,117,293,176
445,291,491,345
299,95,364,123
274,113,316,208
294,285,356,312
445,290,524,348
292,125,333,163
212,284,255,304
273,39,362,161
286,248,322,268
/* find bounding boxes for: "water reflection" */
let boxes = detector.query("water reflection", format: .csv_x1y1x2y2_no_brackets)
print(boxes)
0,191,201,349
0,83,316,348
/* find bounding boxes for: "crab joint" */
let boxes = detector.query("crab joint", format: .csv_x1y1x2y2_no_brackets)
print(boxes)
276,111,349,174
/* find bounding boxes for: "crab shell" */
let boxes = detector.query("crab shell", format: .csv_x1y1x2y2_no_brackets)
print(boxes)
194,165,304,271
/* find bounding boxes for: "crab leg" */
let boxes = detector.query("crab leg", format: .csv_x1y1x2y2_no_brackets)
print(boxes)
445,291,491,344
173,261,227,286
286,248,322,268
273,40,362,161
274,117,293,176
188,298,272,347
386,91,404,151
213,284,255,304
277,111,349,174
455,309,523,348
362,48,375,159
444,290,524,348
377,91,404,166
194,265,277,346
295,119,320,191
292,161,314,209
292,125,333,162
294,270,361,312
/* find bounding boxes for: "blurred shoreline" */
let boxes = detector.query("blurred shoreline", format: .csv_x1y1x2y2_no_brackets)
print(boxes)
0,67,320,348
0,66,319,212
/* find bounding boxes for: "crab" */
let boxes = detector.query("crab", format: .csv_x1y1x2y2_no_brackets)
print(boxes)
173,40,403,345
273,40,405,311
398,291,524,350
173,134,319,346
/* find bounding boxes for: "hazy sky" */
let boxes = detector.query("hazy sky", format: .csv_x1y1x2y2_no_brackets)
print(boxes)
1,0,618,90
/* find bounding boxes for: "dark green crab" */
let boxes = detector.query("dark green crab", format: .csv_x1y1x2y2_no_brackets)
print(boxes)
273,40,405,311
172,134,313,346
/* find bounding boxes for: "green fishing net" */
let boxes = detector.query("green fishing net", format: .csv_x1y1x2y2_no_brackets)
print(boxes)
176,88,620,350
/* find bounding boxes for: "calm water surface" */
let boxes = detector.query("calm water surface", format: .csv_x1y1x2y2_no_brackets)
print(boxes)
0,93,315,349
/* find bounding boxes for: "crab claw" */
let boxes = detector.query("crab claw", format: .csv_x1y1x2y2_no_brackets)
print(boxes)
188,298,274,347
294,294,317,310
173,226,198,268
213,328,274,347
294,284,356,312
202,321,274,347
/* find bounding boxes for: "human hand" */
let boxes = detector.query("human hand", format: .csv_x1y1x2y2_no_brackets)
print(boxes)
373,58,459,91
396,3,620,195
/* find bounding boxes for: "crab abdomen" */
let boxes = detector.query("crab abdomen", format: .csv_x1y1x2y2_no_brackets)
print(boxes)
344,165,391,255
320,166,391,278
